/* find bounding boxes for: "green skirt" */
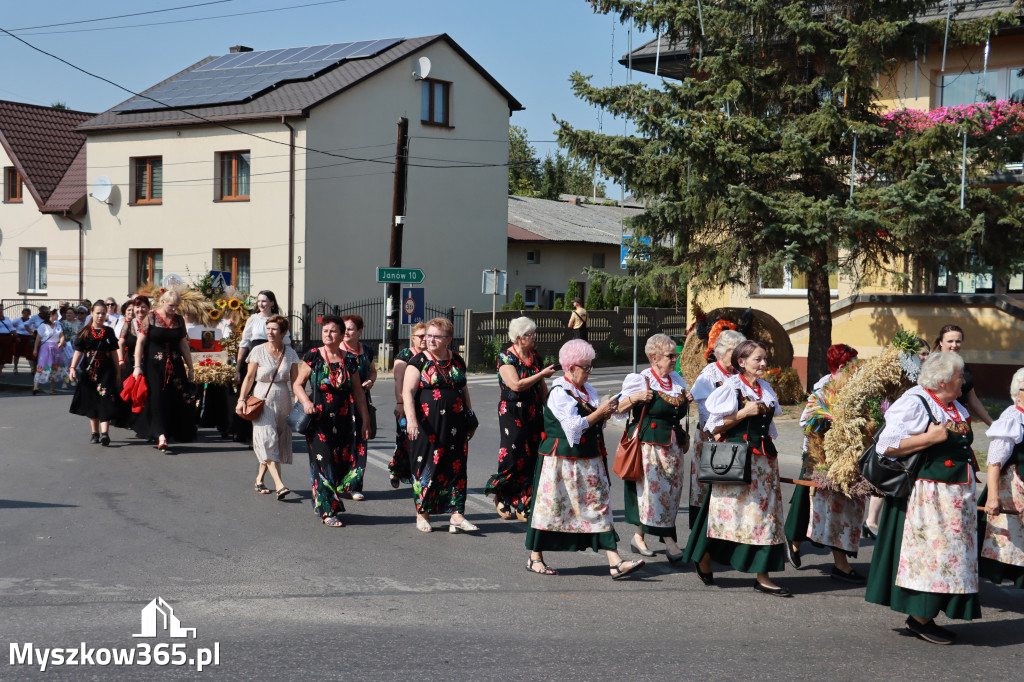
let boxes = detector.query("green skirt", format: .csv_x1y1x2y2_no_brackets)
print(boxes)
524,453,619,553
865,496,981,620
783,483,811,543
681,489,786,574
623,481,677,540
977,486,1024,589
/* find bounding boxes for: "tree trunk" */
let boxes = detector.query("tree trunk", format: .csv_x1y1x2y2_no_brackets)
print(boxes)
805,245,833,389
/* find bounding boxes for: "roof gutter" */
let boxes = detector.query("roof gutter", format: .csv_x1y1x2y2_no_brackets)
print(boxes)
281,117,296,318
66,214,84,300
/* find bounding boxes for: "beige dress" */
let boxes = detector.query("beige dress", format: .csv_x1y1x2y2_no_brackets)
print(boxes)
248,344,300,464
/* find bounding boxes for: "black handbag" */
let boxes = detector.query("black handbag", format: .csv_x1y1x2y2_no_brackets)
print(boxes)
698,440,753,483
857,395,931,498
365,393,377,440
287,376,318,435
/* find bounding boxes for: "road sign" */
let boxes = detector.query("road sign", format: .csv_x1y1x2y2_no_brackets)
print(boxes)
620,236,652,269
209,270,231,287
376,267,425,283
481,269,507,295
401,287,425,325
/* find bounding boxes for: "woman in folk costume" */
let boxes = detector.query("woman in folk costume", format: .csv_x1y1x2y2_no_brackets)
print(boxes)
682,339,790,597
615,333,693,561
865,352,980,645
783,344,867,583
524,339,645,580
978,367,1024,589
689,328,745,528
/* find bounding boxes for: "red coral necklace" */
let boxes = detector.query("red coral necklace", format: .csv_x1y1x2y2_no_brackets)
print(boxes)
651,368,673,391
740,374,763,400
924,388,963,422
90,326,104,340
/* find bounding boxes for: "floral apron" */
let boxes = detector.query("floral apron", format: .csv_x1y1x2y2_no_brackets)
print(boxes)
980,440,1024,571
629,389,688,531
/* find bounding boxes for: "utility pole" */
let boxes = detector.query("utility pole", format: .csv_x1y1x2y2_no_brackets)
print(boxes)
386,117,410,367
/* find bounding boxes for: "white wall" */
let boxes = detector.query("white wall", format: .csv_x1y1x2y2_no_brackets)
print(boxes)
0,146,84,303
305,40,511,311
507,241,620,308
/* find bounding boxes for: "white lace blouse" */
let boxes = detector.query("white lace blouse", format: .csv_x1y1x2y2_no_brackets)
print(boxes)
692,361,733,429
547,376,598,446
704,374,781,440
985,405,1024,468
876,385,969,456
619,368,688,399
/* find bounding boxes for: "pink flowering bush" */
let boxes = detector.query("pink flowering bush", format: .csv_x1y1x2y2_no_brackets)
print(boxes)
881,99,1024,136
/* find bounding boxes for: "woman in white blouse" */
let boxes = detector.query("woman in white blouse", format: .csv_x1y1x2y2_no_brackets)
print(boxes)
689,329,745,528
978,367,1024,590
681,340,790,596
235,290,291,380
864,352,979,646
524,339,644,579
616,334,693,561
32,308,67,394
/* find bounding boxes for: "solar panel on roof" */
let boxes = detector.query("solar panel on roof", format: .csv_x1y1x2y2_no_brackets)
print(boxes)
115,37,403,112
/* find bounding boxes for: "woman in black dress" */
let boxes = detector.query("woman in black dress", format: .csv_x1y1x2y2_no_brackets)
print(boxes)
292,315,371,527
69,301,120,446
933,324,993,426
132,290,196,452
342,314,378,501
389,323,428,487
403,317,478,534
114,295,149,430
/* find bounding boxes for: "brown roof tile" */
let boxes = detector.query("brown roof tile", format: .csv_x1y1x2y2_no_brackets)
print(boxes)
80,34,522,132
0,101,93,212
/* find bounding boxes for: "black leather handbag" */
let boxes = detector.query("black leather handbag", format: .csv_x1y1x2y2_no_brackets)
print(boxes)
857,395,931,498
366,394,377,440
287,379,318,435
698,440,753,483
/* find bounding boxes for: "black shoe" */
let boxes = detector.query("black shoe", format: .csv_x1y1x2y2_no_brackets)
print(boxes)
693,562,715,586
905,617,953,645
830,566,866,584
862,524,877,540
786,542,802,569
100,433,110,447
932,622,958,640
753,581,793,598
666,549,685,564
89,433,100,444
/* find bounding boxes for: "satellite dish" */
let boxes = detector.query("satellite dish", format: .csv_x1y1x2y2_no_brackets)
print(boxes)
413,57,431,80
90,175,113,203
162,273,184,289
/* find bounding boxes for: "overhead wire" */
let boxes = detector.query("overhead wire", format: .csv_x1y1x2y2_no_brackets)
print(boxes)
7,0,238,31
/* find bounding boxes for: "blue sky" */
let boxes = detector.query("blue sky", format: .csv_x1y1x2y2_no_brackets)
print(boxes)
0,0,661,160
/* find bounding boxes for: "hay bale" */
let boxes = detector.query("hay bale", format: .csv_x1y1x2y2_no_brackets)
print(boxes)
678,307,795,387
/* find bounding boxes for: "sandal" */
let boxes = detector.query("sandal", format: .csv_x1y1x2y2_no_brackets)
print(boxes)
276,488,291,500
322,516,343,527
389,474,400,489
610,559,645,581
526,558,558,575
157,437,169,452
416,517,432,533
254,483,271,494
494,497,514,520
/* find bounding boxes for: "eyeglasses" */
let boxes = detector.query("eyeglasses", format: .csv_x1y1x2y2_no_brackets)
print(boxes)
426,334,449,340
574,364,593,373
522,332,536,338
106,302,117,307
412,334,426,340
664,352,679,360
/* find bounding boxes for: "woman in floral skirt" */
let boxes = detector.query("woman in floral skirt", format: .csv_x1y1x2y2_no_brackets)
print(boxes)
341,314,377,501
389,322,427,488
865,352,980,645
33,308,68,394
403,317,478,534
616,333,692,561
524,339,644,579
69,302,120,445
682,340,790,596
485,316,555,521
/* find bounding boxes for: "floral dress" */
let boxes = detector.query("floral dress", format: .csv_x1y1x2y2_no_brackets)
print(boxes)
978,405,1024,588
344,342,374,493
407,351,471,515
784,373,868,555
619,369,690,541
689,361,734,528
485,346,546,517
133,313,196,443
865,386,980,621
69,327,119,421
389,347,416,484
682,374,786,574
303,348,358,520
525,377,619,553
34,322,68,385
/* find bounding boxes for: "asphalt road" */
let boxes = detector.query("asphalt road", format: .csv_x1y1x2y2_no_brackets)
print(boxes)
0,365,1019,680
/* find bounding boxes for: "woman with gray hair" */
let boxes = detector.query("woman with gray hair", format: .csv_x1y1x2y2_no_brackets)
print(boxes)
865,352,980,645
485,316,556,520
977,367,1024,589
615,333,693,560
688,329,745,527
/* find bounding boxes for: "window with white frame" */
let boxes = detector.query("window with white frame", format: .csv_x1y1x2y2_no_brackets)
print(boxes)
524,286,540,308
758,256,839,295
526,250,540,264
23,248,46,293
941,65,1024,107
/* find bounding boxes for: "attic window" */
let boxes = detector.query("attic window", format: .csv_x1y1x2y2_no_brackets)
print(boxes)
421,79,450,127
4,167,22,203
526,250,540,264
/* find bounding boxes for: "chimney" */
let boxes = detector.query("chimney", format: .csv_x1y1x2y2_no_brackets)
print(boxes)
230,45,253,53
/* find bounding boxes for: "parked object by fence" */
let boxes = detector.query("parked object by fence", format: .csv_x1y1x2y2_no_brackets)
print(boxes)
463,307,688,367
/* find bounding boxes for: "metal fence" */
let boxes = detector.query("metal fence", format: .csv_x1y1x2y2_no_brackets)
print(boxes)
2,298,86,320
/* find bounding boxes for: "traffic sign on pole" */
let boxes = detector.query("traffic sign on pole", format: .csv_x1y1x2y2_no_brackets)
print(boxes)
376,267,425,283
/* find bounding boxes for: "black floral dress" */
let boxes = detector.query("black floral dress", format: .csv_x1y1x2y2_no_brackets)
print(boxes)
134,313,197,443
485,347,545,516
344,342,374,493
303,349,359,520
408,351,470,514
389,347,416,484
69,327,119,421
112,321,139,429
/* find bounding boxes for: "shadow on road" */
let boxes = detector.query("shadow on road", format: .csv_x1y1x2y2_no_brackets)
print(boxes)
0,499,78,509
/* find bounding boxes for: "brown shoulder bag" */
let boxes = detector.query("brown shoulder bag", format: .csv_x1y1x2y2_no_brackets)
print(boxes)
239,347,285,421
613,376,649,482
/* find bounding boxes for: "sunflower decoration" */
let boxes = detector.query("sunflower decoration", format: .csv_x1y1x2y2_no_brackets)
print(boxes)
216,298,228,310
175,287,215,327
209,308,223,321
228,298,242,310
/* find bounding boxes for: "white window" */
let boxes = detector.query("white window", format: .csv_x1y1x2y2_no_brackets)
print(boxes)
758,265,838,296
937,266,994,294
941,65,1024,107
526,250,540,264
23,248,47,293
524,286,540,308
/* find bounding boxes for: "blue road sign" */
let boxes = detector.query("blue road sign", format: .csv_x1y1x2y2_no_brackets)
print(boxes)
401,287,425,325
620,236,652,269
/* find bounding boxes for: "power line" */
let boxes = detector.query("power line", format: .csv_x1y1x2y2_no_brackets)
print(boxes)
8,0,237,31
0,27,534,170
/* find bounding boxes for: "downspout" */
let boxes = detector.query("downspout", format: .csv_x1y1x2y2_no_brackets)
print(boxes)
68,214,84,300
281,117,296,317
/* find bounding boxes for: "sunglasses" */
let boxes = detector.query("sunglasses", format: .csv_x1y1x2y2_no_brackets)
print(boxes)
664,352,679,360
574,364,593,373
412,334,426,339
